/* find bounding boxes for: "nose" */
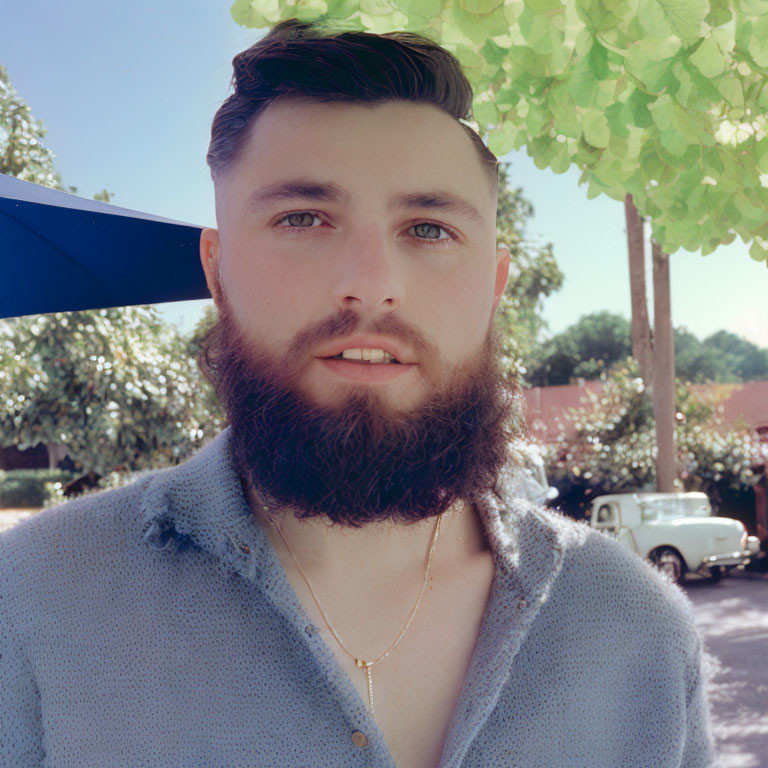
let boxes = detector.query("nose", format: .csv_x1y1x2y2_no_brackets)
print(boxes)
330,225,405,313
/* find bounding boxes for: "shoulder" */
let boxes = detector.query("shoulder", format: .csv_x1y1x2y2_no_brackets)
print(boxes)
528,505,701,651
0,471,161,622
0,430,233,569
0,432,235,624
0,470,157,558
0,472,156,572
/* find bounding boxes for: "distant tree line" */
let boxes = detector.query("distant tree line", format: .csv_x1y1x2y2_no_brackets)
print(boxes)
525,311,768,387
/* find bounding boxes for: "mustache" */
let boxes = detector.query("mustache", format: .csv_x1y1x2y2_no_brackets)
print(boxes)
274,308,442,387
287,308,435,359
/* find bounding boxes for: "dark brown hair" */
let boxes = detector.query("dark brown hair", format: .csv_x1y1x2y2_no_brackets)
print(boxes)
206,18,498,187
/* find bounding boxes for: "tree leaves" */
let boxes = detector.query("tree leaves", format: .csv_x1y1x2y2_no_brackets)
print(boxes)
230,0,282,28
749,15,768,67
581,106,611,147
488,121,524,156
527,313,768,386
689,34,730,77
637,0,709,42
0,67,60,188
0,308,224,476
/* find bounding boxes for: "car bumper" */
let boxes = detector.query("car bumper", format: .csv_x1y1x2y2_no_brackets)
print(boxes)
703,550,754,568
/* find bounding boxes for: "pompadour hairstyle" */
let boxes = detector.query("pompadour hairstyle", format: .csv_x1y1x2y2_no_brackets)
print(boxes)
206,17,499,188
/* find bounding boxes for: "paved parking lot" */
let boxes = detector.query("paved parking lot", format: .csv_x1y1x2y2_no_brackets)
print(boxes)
684,572,768,768
0,508,35,533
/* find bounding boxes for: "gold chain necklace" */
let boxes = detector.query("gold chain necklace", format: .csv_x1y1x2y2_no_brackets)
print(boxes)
260,499,449,716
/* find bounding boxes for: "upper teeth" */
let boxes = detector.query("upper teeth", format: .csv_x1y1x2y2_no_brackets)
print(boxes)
341,348,395,362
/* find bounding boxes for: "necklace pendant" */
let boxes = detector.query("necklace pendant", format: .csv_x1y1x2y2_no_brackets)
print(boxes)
360,661,375,715
353,660,375,713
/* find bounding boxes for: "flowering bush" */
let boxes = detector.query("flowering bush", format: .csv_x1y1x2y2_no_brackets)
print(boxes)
547,359,767,516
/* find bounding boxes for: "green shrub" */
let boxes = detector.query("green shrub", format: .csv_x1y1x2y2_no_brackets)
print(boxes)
0,469,75,508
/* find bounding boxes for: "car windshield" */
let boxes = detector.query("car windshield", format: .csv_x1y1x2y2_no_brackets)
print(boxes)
639,496,712,520
525,461,548,489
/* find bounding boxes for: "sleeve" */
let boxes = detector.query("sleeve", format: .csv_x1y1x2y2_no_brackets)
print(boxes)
680,629,717,768
0,548,45,767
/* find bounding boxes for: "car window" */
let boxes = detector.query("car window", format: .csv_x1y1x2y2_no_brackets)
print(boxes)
595,503,618,527
640,496,712,520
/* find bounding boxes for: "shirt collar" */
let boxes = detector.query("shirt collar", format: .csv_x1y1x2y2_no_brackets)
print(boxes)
140,427,566,609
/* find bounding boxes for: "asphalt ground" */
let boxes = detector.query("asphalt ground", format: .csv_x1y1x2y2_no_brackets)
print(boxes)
683,570,768,768
0,508,35,533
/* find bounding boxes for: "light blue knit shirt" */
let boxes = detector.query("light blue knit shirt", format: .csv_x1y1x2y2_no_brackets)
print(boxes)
1,429,715,767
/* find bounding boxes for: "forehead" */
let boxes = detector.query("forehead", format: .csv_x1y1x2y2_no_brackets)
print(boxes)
218,98,495,214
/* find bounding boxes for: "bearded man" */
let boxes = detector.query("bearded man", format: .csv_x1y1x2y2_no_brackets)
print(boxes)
0,18,714,768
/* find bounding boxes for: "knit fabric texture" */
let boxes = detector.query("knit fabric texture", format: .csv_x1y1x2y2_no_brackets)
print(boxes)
0,428,716,767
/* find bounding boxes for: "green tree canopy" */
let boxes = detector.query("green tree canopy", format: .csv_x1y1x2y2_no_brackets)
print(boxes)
526,311,632,385
702,329,768,380
527,311,768,384
235,1,768,262
0,308,222,476
0,65,59,186
673,327,731,382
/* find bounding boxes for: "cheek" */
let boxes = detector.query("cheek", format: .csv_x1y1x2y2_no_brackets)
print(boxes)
424,270,495,357
221,247,323,344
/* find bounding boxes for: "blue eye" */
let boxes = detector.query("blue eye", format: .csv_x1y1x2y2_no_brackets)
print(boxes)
408,222,454,242
274,211,458,245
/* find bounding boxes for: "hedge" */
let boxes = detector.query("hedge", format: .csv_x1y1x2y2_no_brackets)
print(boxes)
0,469,75,508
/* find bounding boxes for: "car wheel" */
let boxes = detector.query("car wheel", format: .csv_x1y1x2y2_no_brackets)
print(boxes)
651,548,685,584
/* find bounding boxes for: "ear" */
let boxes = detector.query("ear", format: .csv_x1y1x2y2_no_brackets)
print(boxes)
491,244,510,316
199,228,221,304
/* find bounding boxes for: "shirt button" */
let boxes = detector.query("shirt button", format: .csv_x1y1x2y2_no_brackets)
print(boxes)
516,597,528,610
305,624,315,637
351,730,368,748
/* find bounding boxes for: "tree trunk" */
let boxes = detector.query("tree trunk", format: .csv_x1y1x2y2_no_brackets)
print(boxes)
624,195,654,386
47,443,68,470
651,240,677,492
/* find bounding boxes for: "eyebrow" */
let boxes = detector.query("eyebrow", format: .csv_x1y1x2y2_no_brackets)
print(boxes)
247,178,484,225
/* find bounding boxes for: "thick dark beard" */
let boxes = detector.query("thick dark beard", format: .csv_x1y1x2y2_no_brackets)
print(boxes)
203,297,521,528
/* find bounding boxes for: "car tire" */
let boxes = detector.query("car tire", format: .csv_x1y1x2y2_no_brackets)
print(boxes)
708,566,724,583
651,547,685,584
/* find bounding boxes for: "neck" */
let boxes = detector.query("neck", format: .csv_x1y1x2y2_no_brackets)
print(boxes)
246,486,492,583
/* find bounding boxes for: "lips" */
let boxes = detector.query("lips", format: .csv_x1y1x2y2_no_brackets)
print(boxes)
315,337,411,364
317,356,416,382
327,350,398,363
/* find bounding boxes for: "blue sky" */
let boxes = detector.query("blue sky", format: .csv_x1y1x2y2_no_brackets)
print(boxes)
3,0,766,345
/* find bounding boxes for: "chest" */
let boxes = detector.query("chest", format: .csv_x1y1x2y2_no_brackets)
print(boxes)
285,551,497,768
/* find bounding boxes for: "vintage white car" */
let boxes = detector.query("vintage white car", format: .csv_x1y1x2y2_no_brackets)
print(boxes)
511,442,560,506
589,491,761,583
